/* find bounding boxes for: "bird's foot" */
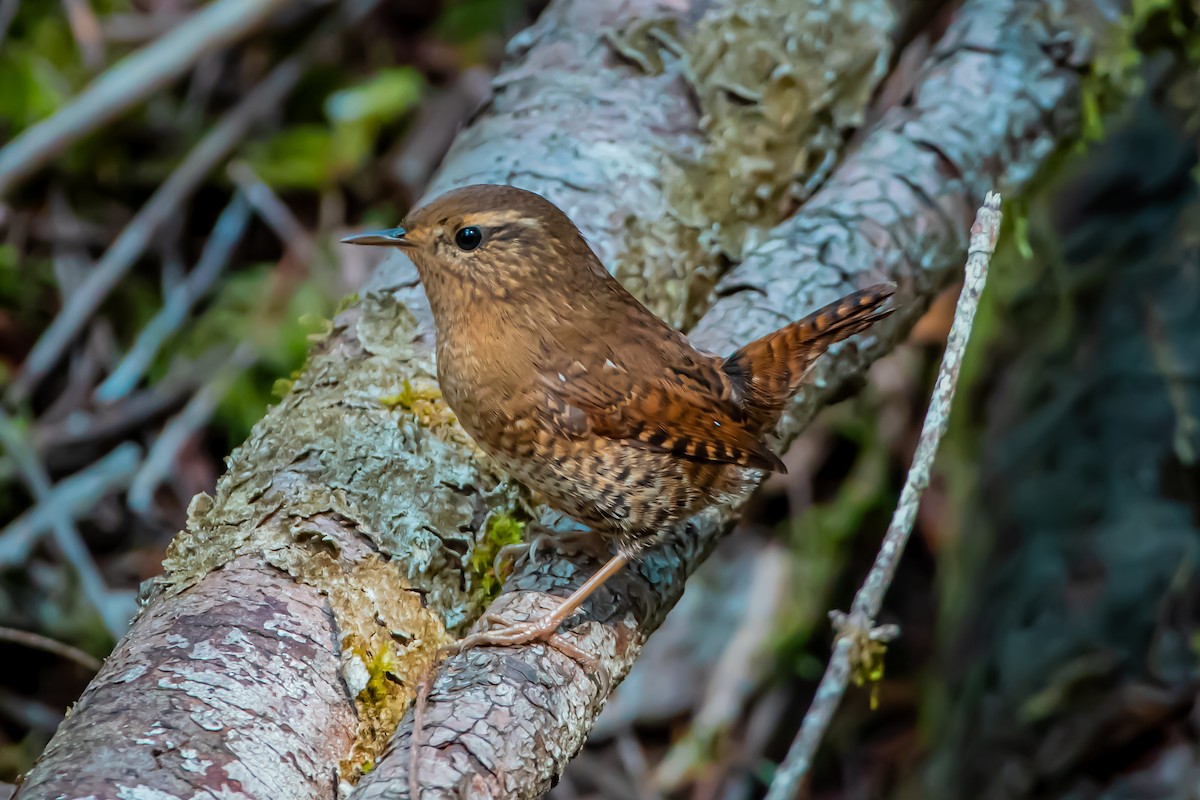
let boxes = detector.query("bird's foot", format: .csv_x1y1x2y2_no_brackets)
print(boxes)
492,523,603,578
441,611,596,668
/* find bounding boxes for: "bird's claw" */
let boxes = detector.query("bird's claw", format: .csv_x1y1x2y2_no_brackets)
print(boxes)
441,611,597,670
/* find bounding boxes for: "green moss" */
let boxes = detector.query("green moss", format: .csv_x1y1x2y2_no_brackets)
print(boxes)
378,379,420,411
378,377,459,432
469,512,526,601
335,291,360,316
271,370,303,400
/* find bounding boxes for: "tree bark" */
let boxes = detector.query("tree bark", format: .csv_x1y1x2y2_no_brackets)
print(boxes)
14,0,1113,798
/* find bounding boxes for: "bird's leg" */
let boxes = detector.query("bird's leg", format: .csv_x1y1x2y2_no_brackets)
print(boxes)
492,520,606,578
448,552,631,663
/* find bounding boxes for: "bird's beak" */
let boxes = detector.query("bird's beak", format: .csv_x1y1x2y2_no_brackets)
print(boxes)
340,227,412,247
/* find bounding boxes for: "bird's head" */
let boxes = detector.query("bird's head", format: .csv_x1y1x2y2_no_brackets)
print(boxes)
341,185,601,303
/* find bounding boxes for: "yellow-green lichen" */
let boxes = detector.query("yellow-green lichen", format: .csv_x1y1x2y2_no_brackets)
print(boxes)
380,377,469,445
271,368,304,399
322,554,451,780
335,291,361,316
850,635,889,712
603,17,685,76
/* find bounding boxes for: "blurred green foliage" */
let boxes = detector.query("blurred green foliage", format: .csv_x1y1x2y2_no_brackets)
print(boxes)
0,0,520,452
0,9,81,131
246,67,425,189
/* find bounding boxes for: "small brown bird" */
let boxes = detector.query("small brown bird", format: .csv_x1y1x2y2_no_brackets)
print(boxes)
343,185,894,652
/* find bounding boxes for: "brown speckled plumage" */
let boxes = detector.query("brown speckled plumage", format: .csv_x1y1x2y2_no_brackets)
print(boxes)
343,184,894,648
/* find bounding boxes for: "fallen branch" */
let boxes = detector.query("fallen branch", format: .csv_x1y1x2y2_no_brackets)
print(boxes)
764,191,1001,800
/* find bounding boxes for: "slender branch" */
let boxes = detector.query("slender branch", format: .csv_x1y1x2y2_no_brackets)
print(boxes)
227,161,313,252
0,412,134,637
0,0,302,197
127,344,257,513
0,625,103,672
0,441,142,567
61,0,106,70
95,192,252,402
763,192,1002,800
38,378,198,454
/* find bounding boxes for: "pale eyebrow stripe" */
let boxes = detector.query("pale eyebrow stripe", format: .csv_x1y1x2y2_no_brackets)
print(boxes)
464,210,538,228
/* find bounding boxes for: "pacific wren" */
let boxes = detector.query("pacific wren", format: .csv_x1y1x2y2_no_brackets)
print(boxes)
343,185,895,652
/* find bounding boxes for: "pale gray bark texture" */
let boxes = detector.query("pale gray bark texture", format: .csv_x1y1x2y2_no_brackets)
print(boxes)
15,0,1113,798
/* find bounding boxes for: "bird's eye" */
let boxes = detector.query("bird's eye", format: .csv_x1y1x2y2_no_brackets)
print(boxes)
454,226,483,251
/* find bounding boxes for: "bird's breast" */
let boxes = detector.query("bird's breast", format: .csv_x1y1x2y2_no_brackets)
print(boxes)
435,321,542,455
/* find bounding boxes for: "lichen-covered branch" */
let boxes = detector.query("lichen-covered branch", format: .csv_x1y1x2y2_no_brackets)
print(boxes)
14,0,1116,798
354,2,1112,797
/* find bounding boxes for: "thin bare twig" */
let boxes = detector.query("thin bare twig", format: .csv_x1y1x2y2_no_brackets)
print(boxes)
95,192,253,403
37,377,199,456
227,160,317,263
61,0,105,69
227,161,309,245
0,0,301,196
0,411,135,638
0,441,141,567
0,625,103,672
8,59,304,403
763,192,1003,800
127,343,258,513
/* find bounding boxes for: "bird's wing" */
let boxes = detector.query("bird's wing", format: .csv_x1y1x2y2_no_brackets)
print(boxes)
540,347,786,473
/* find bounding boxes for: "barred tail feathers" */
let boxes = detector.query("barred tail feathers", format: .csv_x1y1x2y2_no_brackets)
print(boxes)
724,283,896,428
